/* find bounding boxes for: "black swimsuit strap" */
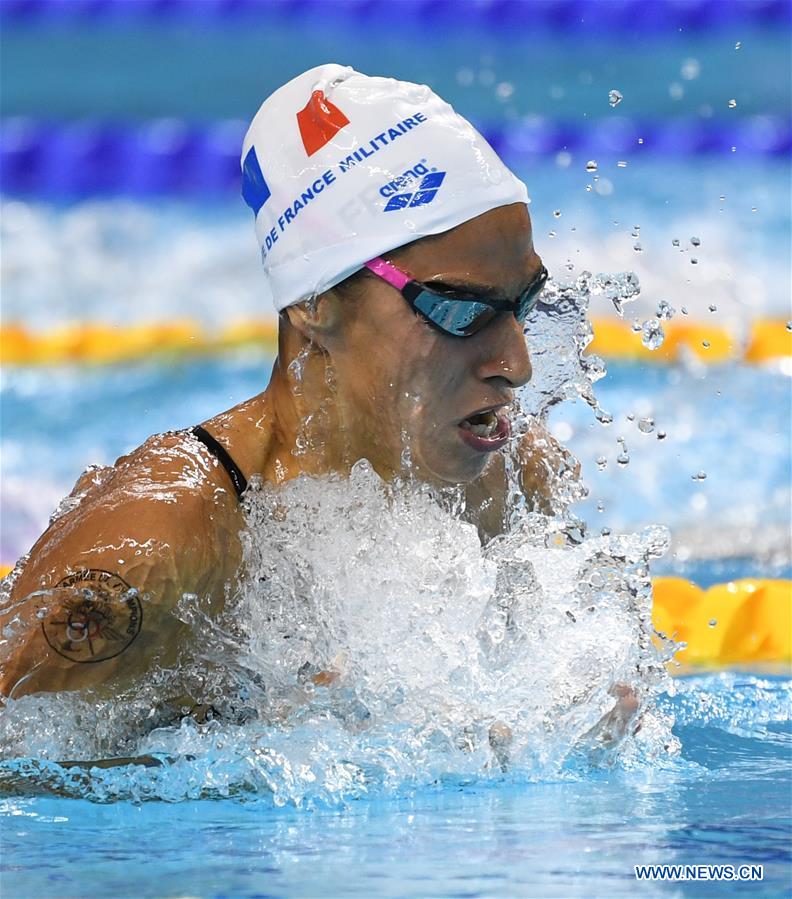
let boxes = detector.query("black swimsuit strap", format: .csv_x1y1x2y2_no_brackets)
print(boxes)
191,425,248,500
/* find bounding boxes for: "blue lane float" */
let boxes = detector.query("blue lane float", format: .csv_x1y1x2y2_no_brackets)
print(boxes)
1,0,790,31
1,116,790,197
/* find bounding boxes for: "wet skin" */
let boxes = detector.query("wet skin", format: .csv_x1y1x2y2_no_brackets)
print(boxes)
0,203,568,702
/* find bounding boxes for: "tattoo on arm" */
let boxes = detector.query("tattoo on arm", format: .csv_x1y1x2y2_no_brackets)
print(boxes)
41,569,143,664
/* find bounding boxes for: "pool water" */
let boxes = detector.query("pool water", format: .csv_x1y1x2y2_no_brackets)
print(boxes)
2,674,790,898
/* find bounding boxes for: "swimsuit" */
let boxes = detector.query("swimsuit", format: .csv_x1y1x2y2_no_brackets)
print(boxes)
191,425,248,500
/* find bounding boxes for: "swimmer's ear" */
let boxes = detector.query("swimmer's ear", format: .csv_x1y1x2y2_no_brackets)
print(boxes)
284,292,343,344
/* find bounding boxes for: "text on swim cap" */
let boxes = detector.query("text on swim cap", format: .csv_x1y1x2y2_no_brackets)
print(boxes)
258,112,430,262
336,113,427,173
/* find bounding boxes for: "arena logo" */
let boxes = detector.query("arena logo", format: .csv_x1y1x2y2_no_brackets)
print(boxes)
383,170,446,211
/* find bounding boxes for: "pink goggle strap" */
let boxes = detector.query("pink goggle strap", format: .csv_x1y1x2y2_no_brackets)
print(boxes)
364,256,411,291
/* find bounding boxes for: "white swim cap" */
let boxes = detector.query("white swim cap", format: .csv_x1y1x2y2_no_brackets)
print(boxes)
241,63,529,312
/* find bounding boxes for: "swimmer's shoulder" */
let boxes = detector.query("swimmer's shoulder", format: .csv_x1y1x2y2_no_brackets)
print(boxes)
0,429,246,698
11,427,246,597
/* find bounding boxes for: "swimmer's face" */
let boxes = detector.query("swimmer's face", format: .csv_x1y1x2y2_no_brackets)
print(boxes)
325,203,540,484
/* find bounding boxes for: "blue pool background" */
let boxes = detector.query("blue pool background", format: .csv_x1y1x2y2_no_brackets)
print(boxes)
1,2,791,897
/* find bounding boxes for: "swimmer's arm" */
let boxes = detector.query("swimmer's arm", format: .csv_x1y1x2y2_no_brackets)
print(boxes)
515,417,581,515
0,492,237,700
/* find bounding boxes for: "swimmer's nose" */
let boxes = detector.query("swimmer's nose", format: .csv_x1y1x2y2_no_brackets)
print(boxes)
475,314,532,389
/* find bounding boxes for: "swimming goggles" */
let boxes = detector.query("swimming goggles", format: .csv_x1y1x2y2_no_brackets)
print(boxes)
363,256,548,338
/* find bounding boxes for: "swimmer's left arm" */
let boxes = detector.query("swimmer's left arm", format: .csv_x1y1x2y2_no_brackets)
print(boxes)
514,417,581,516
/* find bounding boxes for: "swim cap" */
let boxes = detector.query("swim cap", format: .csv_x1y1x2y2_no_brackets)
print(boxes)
241,64,529,312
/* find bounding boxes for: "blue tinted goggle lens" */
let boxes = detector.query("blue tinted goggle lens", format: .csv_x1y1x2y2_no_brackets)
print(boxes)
413,292,497,337
412,269,547,338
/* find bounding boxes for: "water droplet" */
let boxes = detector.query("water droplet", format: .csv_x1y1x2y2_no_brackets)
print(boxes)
595,455,607,471
672,238,680,247
657,430,667,441
708,304,717,312
595,407,613,426
548,230,557,238
751,207,758,213
656,300,676,320
638,137,644,145
456,67,474,86
608,89,623,107
638,417,655,434
690,257,698,264
631,319,643,333
496,81,515,100
596,500,605,512
680,58,700,80
616,439,630,467
479,68,496,87
728,98,737,109
690,236,701,246
681,306,689,315
585,184,593,192
691,470,707,481
702,340,710,349
669,82,684,101
641,318,665,350
633,241,643,252
631,228,640,238
719,195,726,202
734,41,741,50
786,321,792,332
553,209,562,218
600,527,611,536
586,160,598,173
626,413,635,421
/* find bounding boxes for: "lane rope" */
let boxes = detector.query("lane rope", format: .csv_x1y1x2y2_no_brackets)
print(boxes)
2,0,789,32
1,115,790,198
1,318,789,366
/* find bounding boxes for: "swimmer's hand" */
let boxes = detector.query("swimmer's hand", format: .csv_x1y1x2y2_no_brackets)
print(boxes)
583,684,641,749
297,652,347,689
488,721,513,772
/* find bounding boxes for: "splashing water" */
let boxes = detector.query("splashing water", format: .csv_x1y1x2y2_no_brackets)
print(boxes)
0,272,682,804
641,318,665,350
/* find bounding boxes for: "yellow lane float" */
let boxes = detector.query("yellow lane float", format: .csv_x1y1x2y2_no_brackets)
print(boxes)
1,318,790,366
588,318,791,364
0,319,279,365
653,577,791,667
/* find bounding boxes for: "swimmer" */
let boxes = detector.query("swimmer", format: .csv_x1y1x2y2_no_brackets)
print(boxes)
0,66,633,742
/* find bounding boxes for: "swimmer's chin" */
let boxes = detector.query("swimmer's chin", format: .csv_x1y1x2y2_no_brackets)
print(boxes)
404,441,492,486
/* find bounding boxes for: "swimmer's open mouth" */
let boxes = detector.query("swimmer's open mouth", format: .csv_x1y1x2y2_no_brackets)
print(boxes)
458,408,511,452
